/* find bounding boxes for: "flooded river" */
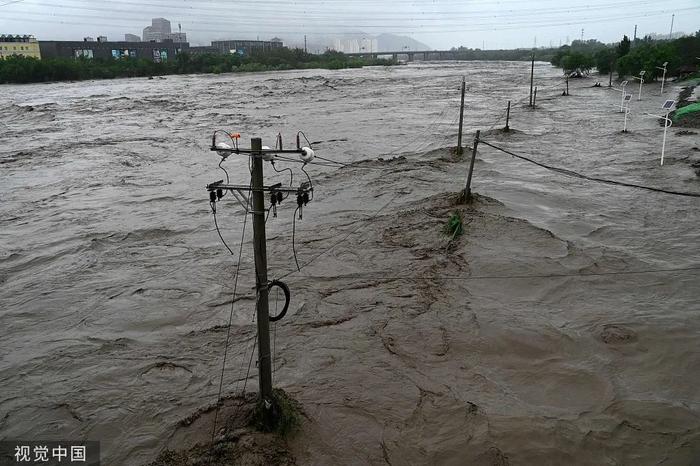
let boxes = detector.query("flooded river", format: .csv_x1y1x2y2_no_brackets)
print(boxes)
2,62,700,464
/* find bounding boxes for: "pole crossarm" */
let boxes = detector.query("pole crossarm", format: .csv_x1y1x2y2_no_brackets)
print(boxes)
206,181,309,194
210,147,305,155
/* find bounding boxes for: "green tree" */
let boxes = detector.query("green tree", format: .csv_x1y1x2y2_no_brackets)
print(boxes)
617,35,631,58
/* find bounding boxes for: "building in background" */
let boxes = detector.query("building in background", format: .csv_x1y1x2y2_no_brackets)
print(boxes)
0,34,41,59
210,39,283,55
124,34,141,42
39,39,186,62
143,18,171,42
141,18,186,43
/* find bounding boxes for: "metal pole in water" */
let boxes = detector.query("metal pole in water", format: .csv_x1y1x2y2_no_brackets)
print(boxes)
661,111,670,166
533,86,538,108
464,130,480,200
505,100,511,131
250,138,274,415
457,77,466,155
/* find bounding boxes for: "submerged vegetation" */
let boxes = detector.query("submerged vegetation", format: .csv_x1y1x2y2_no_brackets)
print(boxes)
444,211,464,239
551,31,700,80
0,48,395,84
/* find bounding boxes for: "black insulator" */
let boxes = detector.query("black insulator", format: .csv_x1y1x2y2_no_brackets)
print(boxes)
297,193,304,207
216,188,223,200
209,191,217,203
276,192,283,203
302,192,310,205
270,192,277,206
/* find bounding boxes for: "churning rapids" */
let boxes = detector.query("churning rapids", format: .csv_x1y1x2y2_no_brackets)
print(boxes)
2,62,700,465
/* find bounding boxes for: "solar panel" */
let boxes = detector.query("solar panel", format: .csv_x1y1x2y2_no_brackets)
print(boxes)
662,100,675,110
624,95,632,101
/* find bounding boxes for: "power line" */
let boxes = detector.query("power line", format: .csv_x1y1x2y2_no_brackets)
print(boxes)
285,266,700,282
277,193,399,280
479,139,700,198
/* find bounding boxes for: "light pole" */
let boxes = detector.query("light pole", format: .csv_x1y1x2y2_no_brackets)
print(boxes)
656,61,668,95
646,100,675,166
620,80,629,112
633,70,645,101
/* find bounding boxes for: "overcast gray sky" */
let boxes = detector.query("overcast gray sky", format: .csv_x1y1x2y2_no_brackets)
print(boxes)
1,0,698,49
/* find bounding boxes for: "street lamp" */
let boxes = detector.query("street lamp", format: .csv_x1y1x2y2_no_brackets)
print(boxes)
633,70,645,101
619,80,629,112
656,61,668,95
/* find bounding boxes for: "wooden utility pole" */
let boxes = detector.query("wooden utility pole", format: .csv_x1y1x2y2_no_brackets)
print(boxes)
529,53,535,107
565,75,570,95
464,130,480,200
608,62,613,87
457,77,466,155
250,137,273,414
504,100,511,132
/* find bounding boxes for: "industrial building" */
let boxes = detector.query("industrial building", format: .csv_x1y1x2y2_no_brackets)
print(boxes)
39,39,186,62
0,34,41,60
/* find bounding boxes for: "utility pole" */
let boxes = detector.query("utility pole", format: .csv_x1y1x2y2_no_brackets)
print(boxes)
463,130,480,201
304,35,307,54
609,59,614,87
250,137,273,415
669,14,675,39
457,77,466,155
633,24,637,42
529,52,535,107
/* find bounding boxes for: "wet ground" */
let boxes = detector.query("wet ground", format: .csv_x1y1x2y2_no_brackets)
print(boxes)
1,61,700,465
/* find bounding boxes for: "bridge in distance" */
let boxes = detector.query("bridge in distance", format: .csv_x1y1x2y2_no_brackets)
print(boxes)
344,50,462,62
345,50,464,61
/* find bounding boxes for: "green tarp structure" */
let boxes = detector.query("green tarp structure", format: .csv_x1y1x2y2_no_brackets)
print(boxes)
674,102,700,121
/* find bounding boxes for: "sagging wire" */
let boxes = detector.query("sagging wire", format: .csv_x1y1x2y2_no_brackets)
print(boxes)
210,174,252,446
292,206,301,271
479,139,700,198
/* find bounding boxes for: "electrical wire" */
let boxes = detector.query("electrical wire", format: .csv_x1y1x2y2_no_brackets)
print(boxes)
210,175,252,445
292,206,301,272
479,139,700,198
279,193,399,280
285,265,700,282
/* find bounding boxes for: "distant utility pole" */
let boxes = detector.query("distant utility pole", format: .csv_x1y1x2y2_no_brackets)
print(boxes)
669,14,675,39
633,24,637,42
304,35,307,53
457,77,466,155
581,28,584,41
529,52,535,107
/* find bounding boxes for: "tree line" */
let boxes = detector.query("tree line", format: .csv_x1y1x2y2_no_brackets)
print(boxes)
0,48,395,84
550,31,700,80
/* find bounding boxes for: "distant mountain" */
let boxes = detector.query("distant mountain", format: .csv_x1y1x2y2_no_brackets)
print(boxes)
376,34,431,52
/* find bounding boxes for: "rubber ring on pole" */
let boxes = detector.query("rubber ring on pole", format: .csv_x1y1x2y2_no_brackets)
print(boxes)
268,280,290,322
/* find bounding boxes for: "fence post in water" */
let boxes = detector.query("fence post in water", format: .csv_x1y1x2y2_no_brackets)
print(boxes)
250,137,274,425
504,100,511,132
565,75,569,96
464,130,481,201
529,53,535,107
533,87,538,108
457,77,466,155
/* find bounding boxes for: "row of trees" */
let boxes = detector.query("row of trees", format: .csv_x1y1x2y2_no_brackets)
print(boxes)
0,48,395,84
550,31,700,80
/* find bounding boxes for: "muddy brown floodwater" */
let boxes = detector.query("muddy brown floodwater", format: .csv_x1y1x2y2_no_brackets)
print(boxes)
1,61,700,465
